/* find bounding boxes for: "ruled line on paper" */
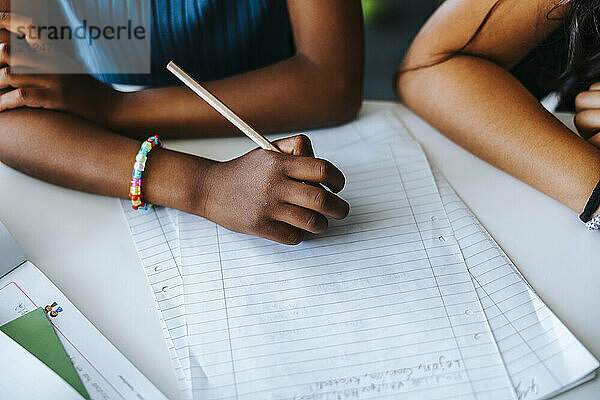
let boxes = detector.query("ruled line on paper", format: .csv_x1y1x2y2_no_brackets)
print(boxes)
393,154,476,398
178,142,515,400
119,110,598,400
116,109,580,398
433,173,599,399
121,203,193,399
344,111,598,399
332,109,598,399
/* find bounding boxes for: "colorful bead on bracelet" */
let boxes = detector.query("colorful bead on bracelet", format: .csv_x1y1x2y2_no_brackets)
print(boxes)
586,214,600,231
130,134,162,210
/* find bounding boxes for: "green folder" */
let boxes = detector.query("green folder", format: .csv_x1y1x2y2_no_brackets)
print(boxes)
0,308,90,399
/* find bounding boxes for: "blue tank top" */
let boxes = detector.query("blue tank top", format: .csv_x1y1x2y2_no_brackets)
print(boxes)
58,0,294,86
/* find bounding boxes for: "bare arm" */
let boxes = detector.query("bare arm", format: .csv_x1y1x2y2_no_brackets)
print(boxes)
110,0,364,138
396,0,600,214
0,18,197,209
0,109,206,211
0,1,356,244
0,0,363,139
0,107,350,244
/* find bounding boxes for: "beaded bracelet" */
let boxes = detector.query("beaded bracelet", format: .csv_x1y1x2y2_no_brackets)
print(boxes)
579,180,600,223
130,135,162,210
586,214,600,231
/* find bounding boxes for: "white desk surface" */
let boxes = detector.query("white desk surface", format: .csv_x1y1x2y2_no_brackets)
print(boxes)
0,101,597,400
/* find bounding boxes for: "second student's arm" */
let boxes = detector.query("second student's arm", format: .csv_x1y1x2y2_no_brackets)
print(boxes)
396,0,600,215
111,0,364,137
0,0,364,139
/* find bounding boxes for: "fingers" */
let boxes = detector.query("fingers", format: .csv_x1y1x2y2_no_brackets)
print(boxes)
274,134,315,157
0,12,33,35
272,134,346,193
574,109,600,140
0,13,43,48
0,30,10,51
262,221,304,245
0,66,46,89
0,87,47,111
575,89,600,112
0,42,41,68
283,156,346,193
590,132,600,149
284,180,350,220
0,42,7,66
277,204,328,234
574,84,600,140
0,66,10,89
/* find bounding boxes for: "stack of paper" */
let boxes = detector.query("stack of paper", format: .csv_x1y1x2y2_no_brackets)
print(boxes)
0,221,170,400
121,111,598,400
1,308,89,399
0,329,85,400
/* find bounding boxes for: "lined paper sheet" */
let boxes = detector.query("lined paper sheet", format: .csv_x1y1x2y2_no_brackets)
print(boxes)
167,207,182,267
178,142,515,400
434,172,599,399
329,109,599,399
121,204,192,399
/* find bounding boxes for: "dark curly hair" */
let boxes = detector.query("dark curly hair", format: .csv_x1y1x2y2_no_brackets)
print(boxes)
411,1,600,111
558,0,600,108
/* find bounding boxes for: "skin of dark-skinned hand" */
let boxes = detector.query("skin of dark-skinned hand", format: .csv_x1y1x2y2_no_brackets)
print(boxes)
198,135,350,245
1,1,364,139
0,63,120,126
0,16,120,125
0,1,360,247
574,82,600,148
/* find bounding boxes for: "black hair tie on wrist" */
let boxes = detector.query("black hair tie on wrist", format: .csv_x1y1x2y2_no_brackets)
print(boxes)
579,180,600,223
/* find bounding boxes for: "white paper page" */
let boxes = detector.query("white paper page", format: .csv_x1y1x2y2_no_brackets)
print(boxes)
0,261,167,400
307,109,411,154
179,142,514,400
331,109,599,398
170,208,183,268
178,209,218,398
434,171,599,400
121,204,192,399
0,330,84,400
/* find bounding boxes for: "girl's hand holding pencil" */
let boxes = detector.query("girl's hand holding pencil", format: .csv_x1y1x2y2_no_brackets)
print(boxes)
167,61,349,244
197,134,349,245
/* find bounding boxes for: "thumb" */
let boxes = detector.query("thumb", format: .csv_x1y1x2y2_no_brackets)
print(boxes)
272,134,315,157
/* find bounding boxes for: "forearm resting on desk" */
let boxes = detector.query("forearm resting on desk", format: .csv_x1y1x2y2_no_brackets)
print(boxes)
107,0,364,138
396,55,600,215
0,109,351,244
108,54,362,139
0,109,204,212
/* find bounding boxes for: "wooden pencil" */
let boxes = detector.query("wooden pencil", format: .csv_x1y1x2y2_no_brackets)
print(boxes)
167,61,281,153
